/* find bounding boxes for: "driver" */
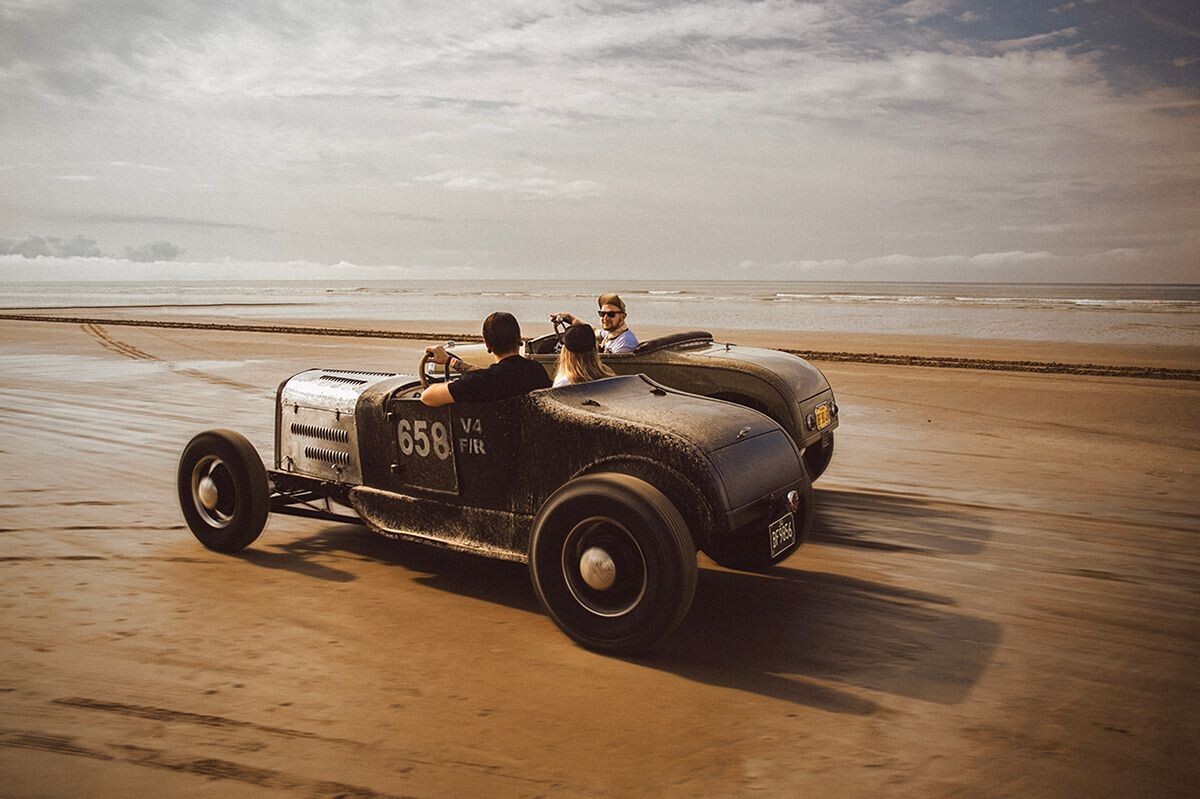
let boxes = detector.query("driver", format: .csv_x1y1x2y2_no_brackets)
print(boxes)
550,293,638,354
421,312,551,407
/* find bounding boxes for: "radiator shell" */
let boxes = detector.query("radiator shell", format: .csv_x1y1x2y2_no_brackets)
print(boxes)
275,368,403,485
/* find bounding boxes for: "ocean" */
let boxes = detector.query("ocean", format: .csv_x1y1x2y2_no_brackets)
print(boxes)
2,280,1198,347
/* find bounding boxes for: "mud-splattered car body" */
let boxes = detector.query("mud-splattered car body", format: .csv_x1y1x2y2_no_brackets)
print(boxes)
440,330,840,479
178,369,814,653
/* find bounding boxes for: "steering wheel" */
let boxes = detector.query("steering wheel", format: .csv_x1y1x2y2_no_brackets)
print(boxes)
418,350,451,389
551,316,569,353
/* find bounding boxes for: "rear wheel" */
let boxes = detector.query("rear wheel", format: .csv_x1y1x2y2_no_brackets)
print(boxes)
530,473,696,654
178,429,270,553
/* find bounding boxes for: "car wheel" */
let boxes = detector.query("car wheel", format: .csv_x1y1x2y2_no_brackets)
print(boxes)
703,479,814,571
529,473,697,654
178,429,270,553
803,433,834,481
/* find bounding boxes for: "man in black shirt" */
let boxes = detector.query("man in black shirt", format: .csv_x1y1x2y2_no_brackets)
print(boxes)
421,312,551,407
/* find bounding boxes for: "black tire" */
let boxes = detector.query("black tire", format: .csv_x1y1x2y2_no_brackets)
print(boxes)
803,433,834,481
703,479,814,571
177,429,270,553
529,473,697,654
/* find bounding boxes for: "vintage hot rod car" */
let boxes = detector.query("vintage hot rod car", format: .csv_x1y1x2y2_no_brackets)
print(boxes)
178,365,814,653
434,324,840,480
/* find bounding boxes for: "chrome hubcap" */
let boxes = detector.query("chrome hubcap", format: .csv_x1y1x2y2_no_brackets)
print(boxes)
198,475,219,510
579,546,616,591
191,455,235,529
562,516,647,618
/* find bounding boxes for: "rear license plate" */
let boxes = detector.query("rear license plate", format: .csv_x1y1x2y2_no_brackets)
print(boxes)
769,513,796,557
814,403,831,430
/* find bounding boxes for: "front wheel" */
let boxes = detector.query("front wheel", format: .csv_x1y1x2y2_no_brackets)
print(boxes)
529,473,697,654
178,429,270,553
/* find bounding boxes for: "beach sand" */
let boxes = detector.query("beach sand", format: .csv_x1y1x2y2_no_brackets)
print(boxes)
1,315,1197,797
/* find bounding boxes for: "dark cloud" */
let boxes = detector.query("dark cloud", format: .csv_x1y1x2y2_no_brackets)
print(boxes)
55,210,283,233
936,0,1200,91
0,233,184,262
0,235,102,258
124,240,185,262
0,0,248,99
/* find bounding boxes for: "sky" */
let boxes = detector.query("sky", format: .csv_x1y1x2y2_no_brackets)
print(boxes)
1,0,1198,283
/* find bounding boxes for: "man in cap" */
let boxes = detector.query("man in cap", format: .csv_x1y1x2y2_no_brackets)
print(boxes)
549,293,639,354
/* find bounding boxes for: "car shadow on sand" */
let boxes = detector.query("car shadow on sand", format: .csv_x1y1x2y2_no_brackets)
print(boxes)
238,489,1001,716
649,562,1001,714
238,523,542,612
635,488,1000,712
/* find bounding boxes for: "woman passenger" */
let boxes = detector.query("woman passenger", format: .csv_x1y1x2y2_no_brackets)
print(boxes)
553,323,616,387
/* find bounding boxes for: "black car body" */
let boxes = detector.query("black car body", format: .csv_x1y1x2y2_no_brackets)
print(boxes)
178,369,814,653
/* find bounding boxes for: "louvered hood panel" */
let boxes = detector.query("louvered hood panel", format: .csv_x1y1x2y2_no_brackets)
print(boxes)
276,368,404,484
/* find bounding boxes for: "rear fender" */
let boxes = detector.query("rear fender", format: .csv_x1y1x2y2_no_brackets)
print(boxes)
576,455,719,550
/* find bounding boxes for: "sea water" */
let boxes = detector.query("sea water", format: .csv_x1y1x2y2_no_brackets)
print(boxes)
2,280,1198,347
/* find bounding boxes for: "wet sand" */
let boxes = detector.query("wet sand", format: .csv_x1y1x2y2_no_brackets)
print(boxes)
1,316,1198,797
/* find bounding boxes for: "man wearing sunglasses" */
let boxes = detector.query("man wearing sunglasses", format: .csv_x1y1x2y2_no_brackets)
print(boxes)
550,293,639,354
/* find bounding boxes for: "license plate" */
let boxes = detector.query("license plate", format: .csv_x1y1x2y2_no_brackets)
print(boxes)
814,403,831,430
769,513,796,557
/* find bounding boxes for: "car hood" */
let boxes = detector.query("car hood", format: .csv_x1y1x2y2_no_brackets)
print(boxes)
535,374,790,456
680,343,831,402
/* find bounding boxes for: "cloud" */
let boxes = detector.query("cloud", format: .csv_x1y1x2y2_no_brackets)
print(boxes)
1139,5,1200,39
0,234,185,263
52,211,283,233
887,0,960,22
415,169,606,198
107,161,173,172
124,241,185,262
0,235,102,258
992,28,1080,52
0,254,482,282
367,211,443,222
0,1,1197,280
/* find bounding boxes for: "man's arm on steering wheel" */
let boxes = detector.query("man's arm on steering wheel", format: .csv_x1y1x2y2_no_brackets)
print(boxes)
421,382,455,407
420,344,462,406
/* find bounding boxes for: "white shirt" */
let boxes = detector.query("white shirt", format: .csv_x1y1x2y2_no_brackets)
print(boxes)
600,327,638,354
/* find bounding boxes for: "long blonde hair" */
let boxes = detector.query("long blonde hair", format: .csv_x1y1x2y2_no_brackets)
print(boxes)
555,325,615,385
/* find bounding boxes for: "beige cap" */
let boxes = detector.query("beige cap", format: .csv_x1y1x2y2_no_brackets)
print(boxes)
597,293,626,313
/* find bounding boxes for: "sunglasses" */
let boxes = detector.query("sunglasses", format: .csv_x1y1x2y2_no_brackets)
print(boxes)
598,310,623,318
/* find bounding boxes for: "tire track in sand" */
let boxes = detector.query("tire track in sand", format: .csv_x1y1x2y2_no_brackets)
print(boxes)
0,696,566,796
77,322,258,391
0,729,410,798
81,322,156,360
